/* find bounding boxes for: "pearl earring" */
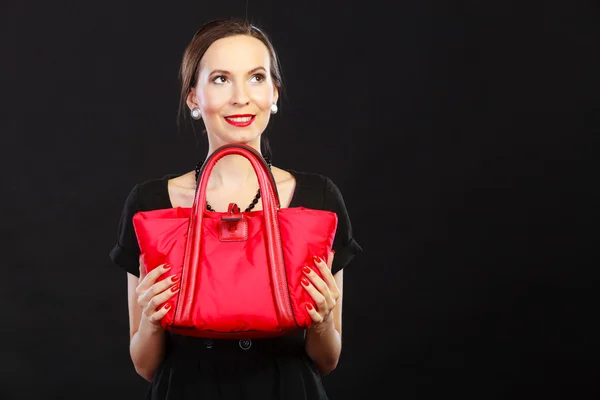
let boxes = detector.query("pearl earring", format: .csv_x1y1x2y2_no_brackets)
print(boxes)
270,103,278,114
191,108,202,120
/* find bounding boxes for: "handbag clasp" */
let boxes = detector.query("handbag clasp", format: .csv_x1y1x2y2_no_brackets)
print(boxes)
218,203,248,241
221,203,242,222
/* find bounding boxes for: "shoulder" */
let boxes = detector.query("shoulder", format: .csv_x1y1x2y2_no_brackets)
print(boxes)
283,169,346,209
285,169,334,190
125,174,180,211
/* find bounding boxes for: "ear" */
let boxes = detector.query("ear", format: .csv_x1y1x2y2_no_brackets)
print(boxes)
186,87,200,111
273,86,279,105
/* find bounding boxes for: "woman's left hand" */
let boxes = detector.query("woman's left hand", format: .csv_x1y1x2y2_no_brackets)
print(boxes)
301,251,340,330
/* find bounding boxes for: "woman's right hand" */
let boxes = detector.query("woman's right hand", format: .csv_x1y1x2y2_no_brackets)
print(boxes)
136,261,180,327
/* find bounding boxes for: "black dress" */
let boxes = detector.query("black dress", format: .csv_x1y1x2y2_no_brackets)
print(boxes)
109,170,362,400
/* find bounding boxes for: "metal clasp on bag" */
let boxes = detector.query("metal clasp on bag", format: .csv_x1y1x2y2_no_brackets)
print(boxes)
221,203,242,232
218,203,248,241
221,203,242,223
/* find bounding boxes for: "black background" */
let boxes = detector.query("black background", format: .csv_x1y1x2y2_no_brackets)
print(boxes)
2,1,598,399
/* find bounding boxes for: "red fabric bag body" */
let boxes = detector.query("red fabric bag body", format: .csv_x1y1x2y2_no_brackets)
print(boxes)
132,144,338,339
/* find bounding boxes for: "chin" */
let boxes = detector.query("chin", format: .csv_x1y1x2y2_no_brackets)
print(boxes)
225,134,258,145
224,129,264,144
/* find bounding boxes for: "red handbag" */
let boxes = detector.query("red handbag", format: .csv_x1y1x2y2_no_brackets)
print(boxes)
132,143,338,339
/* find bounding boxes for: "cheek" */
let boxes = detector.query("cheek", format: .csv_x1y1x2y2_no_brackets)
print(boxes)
251,86,275,109
200,86,229,114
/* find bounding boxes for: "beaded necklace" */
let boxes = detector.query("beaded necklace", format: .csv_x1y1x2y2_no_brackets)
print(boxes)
194,156,272,212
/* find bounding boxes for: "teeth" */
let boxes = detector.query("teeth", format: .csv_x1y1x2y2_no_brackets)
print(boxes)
227,116,252,122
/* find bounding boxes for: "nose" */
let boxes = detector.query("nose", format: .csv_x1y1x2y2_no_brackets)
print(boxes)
231,81,250,106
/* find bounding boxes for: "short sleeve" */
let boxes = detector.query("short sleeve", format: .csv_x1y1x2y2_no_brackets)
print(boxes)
109,184,142,277
322,178,362,275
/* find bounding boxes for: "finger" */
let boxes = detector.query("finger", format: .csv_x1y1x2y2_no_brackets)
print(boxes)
302,265,333,305
151,274,181,297
305,303,324,324
141,263,172,288
149,302,172,324
312,255,334,278
139,256,147,280
138,272,180,306
311,256,339,298
300,276,329,311
137,263,172,300
146,282,180,313
327,251,335,270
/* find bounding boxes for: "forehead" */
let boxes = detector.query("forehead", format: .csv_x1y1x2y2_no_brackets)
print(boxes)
200,35,271,71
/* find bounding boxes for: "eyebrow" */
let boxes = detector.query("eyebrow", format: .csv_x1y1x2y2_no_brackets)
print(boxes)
209,66,267,76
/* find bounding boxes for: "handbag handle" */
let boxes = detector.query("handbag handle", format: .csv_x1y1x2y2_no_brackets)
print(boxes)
174,143,296,330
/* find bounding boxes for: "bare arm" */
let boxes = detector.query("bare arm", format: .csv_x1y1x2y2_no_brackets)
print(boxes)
128,262,179,382
304,270,343,376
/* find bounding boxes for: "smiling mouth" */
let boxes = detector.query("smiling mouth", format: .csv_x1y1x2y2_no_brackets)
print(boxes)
225,115,256,127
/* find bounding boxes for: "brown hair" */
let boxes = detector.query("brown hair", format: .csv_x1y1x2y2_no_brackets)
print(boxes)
178,18,284,124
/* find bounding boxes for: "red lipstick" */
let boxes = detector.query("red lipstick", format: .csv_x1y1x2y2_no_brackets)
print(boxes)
224,114,256,127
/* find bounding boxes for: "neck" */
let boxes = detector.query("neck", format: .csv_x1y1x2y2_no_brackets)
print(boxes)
203,139,262,190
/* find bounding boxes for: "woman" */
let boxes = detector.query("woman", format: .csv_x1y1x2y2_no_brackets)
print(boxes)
110,18,362,400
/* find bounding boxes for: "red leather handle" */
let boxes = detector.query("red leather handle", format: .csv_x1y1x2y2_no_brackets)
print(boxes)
194,144,281,210
174,143,295,330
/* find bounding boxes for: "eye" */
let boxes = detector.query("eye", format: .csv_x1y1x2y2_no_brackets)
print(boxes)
250,73,266,83
212,75,228,84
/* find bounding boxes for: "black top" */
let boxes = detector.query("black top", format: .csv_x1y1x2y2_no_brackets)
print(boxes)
109,170,362,400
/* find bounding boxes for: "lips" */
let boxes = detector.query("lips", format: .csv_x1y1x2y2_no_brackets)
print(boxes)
225,114,256,127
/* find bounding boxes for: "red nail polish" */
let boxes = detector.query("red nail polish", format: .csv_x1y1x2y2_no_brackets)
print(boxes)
306,303,314,311
164,303,172,309
171,275,180,282
313,256,321,263
164,264,172,270
301,277,310,286
171,284,180,292
302,266,311,274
